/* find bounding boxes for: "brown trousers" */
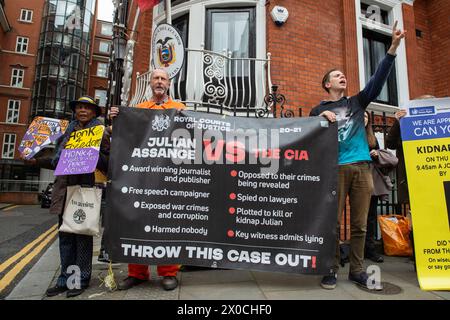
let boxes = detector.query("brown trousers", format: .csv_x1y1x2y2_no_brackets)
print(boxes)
333,162,374,274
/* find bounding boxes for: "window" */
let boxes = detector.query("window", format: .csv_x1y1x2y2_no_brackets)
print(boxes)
356,1,406,106
206,8,255,60
0,164,39,192
99,41,110,53
2,134,16,159
101,24,113,36
150,1,267,113
95,89,107,107
6,100,20,123
68,85,76,102
20,9,33,22
16,37,29,53
205,8,256,108
363,29,398,106
360,3,389,25
96,62,108,77
11,69,24,88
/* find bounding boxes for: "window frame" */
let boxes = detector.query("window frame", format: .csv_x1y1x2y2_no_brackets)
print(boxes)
2,134,16,159
205,7,256,59
355,0,409,108
99,41,110,54
360,2,389,25
96,62,108,78
6,100,20,124
11,68,25,88
16,36,29,53
101,24,113,36
19,9,33,22
362,28,398,106
94,89,107,107
150,0,268,112
204,7,257,108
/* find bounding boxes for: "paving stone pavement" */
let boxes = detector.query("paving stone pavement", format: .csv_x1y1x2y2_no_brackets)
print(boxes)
6,235,450,300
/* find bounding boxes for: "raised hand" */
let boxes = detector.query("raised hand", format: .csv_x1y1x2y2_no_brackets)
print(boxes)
388,20,406,55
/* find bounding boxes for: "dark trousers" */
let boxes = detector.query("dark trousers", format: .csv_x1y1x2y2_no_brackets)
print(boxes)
57,215,93,288
365,195,380,256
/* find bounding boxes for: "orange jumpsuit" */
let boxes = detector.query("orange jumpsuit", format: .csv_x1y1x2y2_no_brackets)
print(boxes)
128,98,184,280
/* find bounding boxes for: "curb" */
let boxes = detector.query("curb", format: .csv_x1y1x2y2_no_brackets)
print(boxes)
5,238,60,300
0,204,16,210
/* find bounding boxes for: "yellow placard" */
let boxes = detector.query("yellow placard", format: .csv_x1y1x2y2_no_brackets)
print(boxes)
401,98,450,290
403,138,450,290
64,125,105,150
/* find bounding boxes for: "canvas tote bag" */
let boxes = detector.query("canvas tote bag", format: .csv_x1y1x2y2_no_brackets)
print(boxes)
60,185,102,236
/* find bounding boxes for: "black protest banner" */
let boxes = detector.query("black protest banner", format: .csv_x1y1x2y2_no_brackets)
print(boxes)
106,107,338,274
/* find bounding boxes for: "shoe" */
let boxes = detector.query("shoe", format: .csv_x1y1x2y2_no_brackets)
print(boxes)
161,276,178,291
117,276,146,290
66,288,85,298
45,285,68,297
367,253,384,263
349,272,383,290
349,272,370,288
320,272,337,290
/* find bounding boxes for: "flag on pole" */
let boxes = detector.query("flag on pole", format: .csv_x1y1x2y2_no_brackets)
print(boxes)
136,0,161,12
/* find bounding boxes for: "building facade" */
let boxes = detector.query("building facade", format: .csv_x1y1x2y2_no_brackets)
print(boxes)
0,0,98,203
0,0,44,202
87,19,113,110
127,0,449,115
31,0,97,119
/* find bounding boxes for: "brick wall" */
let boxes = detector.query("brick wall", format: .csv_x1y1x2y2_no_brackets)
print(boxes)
427,0,450,98
402,3,420,99
409,0,450,99
408,0,436,98
0,0,44,159
87,11,110,110
267,0,347,115
88,74,108,101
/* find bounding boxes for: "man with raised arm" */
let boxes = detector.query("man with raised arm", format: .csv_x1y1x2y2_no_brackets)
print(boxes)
310,21,406,290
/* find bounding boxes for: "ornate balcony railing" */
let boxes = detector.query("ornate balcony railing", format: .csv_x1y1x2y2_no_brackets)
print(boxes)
130,46,273,117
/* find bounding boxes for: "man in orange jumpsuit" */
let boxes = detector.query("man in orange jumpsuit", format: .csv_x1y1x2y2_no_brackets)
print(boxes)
110,68,183,291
